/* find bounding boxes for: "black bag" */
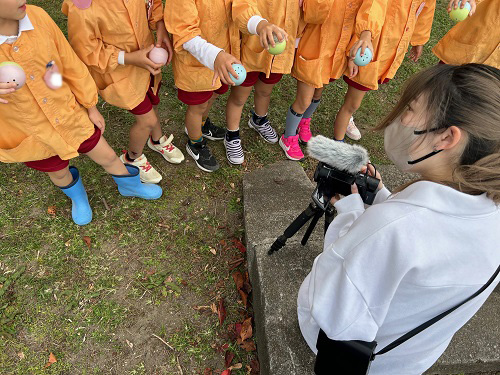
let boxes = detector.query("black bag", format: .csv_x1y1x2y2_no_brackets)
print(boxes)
314,264,500,375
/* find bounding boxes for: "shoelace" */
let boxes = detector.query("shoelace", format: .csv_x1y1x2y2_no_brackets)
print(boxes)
140,162,153,172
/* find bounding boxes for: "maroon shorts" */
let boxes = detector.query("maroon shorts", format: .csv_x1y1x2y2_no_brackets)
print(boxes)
24,126,102,172
342,76,390,92
177,84,229,105
129,76,162,115
241,71,283,87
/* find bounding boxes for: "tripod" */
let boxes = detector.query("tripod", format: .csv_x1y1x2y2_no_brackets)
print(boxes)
268,197,335,255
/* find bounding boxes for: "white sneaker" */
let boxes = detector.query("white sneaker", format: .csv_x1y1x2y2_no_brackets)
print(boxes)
224,137,244,165
119,153,162,184
147,134,184,164
346,116,361,141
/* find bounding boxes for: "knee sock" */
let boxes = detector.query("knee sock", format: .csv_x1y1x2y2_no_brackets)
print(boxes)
303,99,321,119
284,106,303,138
226,129,240,141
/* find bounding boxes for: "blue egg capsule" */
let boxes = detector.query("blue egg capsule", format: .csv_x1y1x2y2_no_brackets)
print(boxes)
229,64,247,86
354,47,373,67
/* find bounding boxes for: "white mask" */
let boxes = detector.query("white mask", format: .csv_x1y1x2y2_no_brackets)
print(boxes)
384,117,443,172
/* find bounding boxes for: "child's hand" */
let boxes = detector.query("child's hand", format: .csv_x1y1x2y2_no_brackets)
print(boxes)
347,59,359,78
448,0,476,16
408,45,423,63
213,51,242,86
155,20,174,65
349,30,373,61
87,105,106,134
124,45,164,75
255,20,288,50
0,82,17,104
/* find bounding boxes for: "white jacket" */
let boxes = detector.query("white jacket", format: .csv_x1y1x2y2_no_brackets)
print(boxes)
297,181,500,375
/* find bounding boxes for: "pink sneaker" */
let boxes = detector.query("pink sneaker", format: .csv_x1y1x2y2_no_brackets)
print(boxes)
279,134,304,161
297,118,312,143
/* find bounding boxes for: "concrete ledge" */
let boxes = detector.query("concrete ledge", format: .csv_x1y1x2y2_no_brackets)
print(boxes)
243,161,500,375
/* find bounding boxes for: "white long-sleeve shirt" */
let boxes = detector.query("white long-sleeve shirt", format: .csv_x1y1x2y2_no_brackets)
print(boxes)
298,181,500,375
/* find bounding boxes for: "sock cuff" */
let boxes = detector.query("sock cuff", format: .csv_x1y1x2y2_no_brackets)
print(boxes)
189,136,203,143
289,107,303,117
311,98,321,104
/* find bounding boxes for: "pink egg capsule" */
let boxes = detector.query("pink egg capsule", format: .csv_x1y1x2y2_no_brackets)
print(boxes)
0,61,26,90
44,61,63,90
149,47,169,65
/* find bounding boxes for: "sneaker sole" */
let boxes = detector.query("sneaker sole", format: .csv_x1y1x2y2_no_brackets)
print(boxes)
184,128,224,141
248,119,278,144
279,137,304,161
185,144,220,173
346,133,362,141
147,140,185,164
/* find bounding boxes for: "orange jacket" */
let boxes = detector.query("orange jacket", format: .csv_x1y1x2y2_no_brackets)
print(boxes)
0,6,98,164
349,0,436,90
232,0,302,76
433,0,499,68
62,0,163,110
165,0,242,92
293,0,388,88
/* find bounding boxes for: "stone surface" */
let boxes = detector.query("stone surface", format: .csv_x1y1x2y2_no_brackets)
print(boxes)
243,161,500,375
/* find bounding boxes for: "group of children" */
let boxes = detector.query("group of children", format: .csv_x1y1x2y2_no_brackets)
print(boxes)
0,0,497,225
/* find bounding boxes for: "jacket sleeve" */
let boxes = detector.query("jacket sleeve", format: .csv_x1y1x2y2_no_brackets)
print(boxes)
62,2,121,74
149,0,164,31
164,0,204,51
302,0,334,25
324,194,366,248
46,8,98,108
355,0,388,39
411,0,436,46
232,0,262,35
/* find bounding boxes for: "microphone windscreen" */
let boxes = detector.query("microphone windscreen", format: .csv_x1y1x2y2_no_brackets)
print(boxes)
307,135,369,174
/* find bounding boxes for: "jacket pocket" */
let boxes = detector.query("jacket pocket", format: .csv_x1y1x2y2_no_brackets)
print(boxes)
0,136,52,163
292,55,323,88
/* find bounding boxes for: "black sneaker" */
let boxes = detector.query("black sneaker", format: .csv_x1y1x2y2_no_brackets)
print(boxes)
201,117,226,140
186,139,220,173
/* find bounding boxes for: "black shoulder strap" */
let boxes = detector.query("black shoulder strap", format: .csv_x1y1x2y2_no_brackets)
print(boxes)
374,264,500,357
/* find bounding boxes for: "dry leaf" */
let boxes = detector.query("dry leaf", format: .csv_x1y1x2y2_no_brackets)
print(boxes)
224,350,235,368
44,352,57,368
221,370,231,375
209,247,217,255
240,317,252,341
249,359,260,374
17,352,25,360
47,206,56,216
232,238,246,253
232,271,244,290
238,338,256,352
218,298,227,325
126,339,133,349
64,240,71,247
210,303,218,314
230,182,235,189
82,236,91,249
229,363,242,370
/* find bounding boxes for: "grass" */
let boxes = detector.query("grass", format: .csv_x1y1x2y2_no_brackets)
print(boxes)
1,0,460,374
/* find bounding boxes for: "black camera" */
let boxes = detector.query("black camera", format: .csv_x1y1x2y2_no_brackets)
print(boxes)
312,162,380,209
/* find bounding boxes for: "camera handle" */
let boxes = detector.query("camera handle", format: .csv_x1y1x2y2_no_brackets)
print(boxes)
268,201,336,255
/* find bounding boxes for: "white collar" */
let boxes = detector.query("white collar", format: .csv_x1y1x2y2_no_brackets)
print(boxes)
0,14,34,45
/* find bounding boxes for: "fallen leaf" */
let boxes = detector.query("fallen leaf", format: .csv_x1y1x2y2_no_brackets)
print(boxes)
211,302,218,314
229,363,242,370
47,206,56,217
126,339,133,349
218,298,227,325
221,370,231,375
193,305,212,311
44,352,57,368
224,350,235,368
17,352,25,360
64,240,71,247
82,236,91,249
249,359,260,374
204,368,213,375
209,247,217,255
232,238,246,253
238,338,256,352
230,182,235,189
165,275,173,283
234,323,242,337
232,271,244,290
240,317,252,341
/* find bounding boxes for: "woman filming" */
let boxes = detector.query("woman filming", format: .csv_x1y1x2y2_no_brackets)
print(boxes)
297,63,500,374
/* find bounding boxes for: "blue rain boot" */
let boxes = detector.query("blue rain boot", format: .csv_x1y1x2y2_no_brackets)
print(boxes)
112,165,163,200
60,167,93,226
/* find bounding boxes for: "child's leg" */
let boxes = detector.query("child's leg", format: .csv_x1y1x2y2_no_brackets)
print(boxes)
286,80,316,137
253,80,276,117
85,136,129,175
303,87,325,119
226,85,253,131
333,86,366,141
47,166,74,187
127,109,160,160
202,94,218,123
186,101,210,141
151,105,164,141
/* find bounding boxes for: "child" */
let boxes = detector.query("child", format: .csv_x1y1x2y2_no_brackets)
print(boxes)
298,63,500,375
434,0,497,68
283,0,387,160
165,0,255,172
330,0,436,142
223,0,292,164
0,4,162,226
62,0,184,184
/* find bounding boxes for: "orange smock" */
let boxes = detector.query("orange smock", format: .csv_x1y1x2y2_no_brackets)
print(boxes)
349,0,436,90
62,0,163,110
0,6,98,164
293,0,388,89
433,0,499,68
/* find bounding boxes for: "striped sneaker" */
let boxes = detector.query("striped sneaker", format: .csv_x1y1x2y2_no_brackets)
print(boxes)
224,137,244,165
248,114,278,144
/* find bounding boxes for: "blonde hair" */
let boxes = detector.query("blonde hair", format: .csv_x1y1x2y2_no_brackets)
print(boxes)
376,64,500,203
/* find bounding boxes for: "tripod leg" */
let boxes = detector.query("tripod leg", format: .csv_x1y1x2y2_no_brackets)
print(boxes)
268,203,318,255
301,210,324,246
324,205,336,234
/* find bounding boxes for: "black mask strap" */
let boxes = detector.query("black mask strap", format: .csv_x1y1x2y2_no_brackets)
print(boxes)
407,149,443,165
